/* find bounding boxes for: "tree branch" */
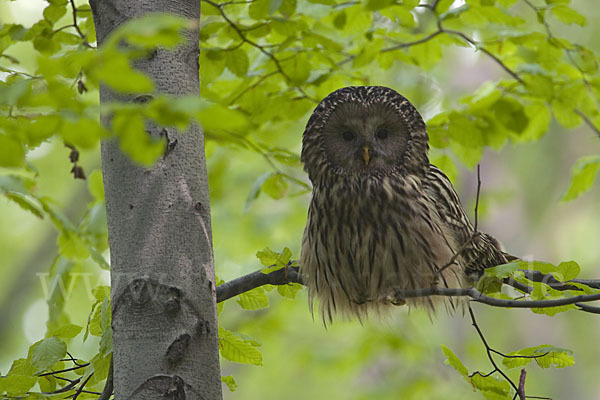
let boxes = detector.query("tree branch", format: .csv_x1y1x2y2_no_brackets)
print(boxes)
395,287,600,310
216,266,302,303
216,266,600,314
521,270,600,290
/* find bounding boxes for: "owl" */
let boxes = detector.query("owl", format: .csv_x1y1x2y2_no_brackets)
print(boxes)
300,86,508,323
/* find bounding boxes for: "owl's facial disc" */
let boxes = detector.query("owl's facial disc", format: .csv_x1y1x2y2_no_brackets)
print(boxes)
321,101,409,175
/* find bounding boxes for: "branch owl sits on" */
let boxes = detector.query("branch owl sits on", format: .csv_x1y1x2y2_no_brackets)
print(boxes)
300,86,510,323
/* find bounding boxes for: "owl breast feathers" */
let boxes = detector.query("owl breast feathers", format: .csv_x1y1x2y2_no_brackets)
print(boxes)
300,86,508,323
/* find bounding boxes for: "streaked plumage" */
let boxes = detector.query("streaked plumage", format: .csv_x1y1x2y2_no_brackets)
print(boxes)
300,86,508,323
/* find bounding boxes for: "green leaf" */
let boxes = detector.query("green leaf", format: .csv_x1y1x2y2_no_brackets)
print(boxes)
93,286,111,301
551,4,586,26
469,373,511,400
226,49,250,77
198,103,249,133
249,0,271,20
38,374,57,393
50,324,83,340
61,118,107,149
257,246,292,272
99,326,113,356
0,135,25,167
43,3,67,24
245,172,271,212
279,0,296,16
551,100,581,128
534,346,575,368
493,98,529,135
222,375,238,392
277,282,302,299
484,262,520,278
0,79,31,106
0,375,37,396
531,303,577,316
200,50,226,83
7,358,35,376
502,345,574,369
95,51,154,93
89,302,103,337
3,191,44,219
262,172,288,199
109,13,188,48
519,102,551,141
409,35,443,69
282,53,311,84
88,169,105,204
237,287,270,310
517,260,557,275
523,74,554,99
561,155,600,201
476,275,504,294
100,295,112,331
218,327,263,365
88,353,111,386
29,337,67,373
58,230,90,260
115,113,165,166
365,0,395,11
353,39,383,68
556,261,580,281
441,345,468,376
91,248,111,270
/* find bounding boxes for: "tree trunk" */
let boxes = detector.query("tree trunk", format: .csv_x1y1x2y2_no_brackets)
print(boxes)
89,1,222,399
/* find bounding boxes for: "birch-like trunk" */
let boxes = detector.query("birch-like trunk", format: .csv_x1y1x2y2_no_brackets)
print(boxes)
90,1,222,398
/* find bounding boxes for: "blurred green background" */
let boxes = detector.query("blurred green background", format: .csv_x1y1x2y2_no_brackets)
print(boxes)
1,0,600,399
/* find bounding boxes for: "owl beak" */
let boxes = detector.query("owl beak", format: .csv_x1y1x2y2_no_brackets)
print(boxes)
362,147,371,166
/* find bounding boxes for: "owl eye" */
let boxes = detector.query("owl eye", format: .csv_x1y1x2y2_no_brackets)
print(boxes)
375,128,388,140
342,131,355,141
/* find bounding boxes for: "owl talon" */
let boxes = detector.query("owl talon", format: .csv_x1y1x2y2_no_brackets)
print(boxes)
353,293,372,305
391,298,406,306
383,293,406,306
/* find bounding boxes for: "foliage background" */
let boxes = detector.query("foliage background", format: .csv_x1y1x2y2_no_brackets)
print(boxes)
1,0,599,398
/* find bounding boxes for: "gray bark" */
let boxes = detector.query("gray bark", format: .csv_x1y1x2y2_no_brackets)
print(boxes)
89,1,222,399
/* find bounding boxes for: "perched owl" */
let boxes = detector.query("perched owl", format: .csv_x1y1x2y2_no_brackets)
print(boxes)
300,86,508,323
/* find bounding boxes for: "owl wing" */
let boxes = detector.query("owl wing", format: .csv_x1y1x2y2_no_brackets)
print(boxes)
424,164,508,277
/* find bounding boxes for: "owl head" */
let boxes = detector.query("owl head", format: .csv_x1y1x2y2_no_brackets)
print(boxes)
302,86,429,183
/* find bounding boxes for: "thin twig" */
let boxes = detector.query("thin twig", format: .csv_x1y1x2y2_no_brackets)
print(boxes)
67,0,93,48
474,164,481,231
381,30,444,52
38,362,90,377
575,110,600,139
71,373,94,400
441,29,524,84
469,306,519,394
